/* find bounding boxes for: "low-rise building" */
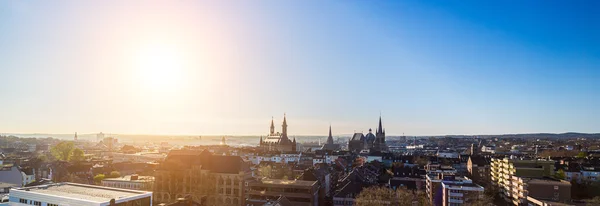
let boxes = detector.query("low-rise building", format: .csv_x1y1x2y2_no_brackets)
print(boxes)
246,178,319,206
8,182,152,206
102,175,154,191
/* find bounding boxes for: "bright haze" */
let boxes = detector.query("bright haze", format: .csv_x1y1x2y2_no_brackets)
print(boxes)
0,1,598,136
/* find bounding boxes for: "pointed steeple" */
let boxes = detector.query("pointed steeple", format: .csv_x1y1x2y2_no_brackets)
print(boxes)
270,116,275,135
327,125,334,145
377,115,383,134
260,136,263,144
293,136,296,144
282,113,288,136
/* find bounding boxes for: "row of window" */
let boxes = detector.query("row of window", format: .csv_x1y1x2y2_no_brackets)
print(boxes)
18,199,45,206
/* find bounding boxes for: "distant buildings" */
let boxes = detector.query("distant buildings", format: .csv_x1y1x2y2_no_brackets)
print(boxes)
259,115,297,152
8,182,152,206
347,116,388,153
102,175,154,191
321,126,340,151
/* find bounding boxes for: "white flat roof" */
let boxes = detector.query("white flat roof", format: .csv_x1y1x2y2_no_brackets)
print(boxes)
14,183,150,203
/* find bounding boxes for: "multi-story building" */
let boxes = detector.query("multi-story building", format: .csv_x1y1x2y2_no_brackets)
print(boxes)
509,177,571,205
153,150,252,205
490,157,555,205
246,178,319,206
102,175,154,191
8,182,152,206
467,156,490,186
441,181,484,206
426,174,482,206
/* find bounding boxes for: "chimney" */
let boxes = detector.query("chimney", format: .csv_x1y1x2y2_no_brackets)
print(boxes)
130,175,138,180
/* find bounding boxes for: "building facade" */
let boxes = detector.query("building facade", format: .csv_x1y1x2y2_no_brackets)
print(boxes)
153,150,252,205
102,175,154,191
246,178,319,206
259,115,297,152
490,158,555,205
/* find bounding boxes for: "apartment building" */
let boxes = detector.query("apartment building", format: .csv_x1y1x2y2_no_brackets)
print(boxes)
490,157,555,205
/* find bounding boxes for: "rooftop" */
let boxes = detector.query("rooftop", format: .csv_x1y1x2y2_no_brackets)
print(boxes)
257,178,316,187
14,183,150,202
103,175,154,183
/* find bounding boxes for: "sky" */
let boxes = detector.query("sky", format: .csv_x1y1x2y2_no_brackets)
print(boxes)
0,0,598,136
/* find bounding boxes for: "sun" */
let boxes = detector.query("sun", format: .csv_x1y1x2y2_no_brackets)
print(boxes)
134,43,185,91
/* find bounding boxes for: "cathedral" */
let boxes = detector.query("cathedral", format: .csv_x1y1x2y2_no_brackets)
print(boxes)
259,114,297,152
348,116,388,152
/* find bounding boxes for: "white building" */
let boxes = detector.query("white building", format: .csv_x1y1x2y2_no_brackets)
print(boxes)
441,181,484,206
437,152,459,158
102,175,154,191
481,145,495,154
8,182,152,206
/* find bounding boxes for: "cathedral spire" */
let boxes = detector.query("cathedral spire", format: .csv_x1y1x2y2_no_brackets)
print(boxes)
282,113,288,136
327,125,334,145
377,115,383,134
270,116,275,135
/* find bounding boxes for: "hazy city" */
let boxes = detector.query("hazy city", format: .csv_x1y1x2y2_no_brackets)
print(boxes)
1,1,599,206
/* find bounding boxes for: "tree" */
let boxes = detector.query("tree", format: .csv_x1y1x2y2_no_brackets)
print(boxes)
577,152,588,158
94,174,105,184
51,141,75,161
72,148,85,162
257,165,272,178
586,196,600,206
465,193,494,206
108,171,121,178
355,186,426,206
554,169,566,180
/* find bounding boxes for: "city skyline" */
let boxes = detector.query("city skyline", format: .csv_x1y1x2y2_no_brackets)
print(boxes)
1,0,599,135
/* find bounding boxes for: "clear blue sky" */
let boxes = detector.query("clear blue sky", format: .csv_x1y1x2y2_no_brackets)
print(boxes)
0,0,598,136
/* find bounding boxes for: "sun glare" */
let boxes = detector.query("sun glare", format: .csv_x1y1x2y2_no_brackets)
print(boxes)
134,43,185,91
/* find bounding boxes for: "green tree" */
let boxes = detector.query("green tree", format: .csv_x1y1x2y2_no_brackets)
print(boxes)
94,174,105,184
108,171,121,178
586,196,600,206
577,152,588,158
554,169,566,180
51,141,75,161
72,148,85,162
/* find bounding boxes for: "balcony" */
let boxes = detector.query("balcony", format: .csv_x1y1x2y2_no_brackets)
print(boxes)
448,199,463,204
449,192,463,197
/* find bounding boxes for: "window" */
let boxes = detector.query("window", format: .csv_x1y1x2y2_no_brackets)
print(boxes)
19,199,27,203
33,201,42,206
48,204,59,206
554,186,559,190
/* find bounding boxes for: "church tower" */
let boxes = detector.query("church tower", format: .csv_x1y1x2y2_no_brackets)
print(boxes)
282,114,288,137
270,117,275,136
374,115,388,151
326,125,334,145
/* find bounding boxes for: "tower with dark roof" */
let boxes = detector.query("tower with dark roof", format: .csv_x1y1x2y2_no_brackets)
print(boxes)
270,117,275,136
372,115,388,152
327,125,334,145
322,125,340,151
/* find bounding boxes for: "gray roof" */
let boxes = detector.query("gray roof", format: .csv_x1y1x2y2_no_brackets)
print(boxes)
16,183,149,202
